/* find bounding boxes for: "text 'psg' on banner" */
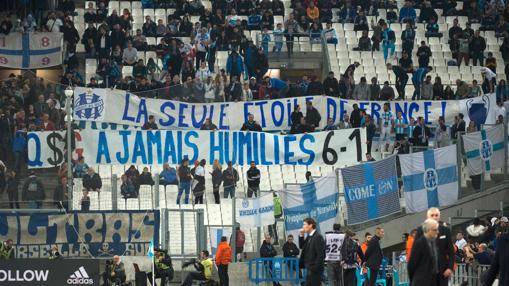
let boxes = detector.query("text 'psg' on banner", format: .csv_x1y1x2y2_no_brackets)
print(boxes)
281,174,339,247
399,145,459,213
72,87,497,131
0,211,160,258
0,32,62,69
341,156,401,225
0,259,100,286
463,124,506,176
27,129,366,168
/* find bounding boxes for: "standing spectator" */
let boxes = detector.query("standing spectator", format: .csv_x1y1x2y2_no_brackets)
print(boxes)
369,77,381,100
22,171,45,209
350,104,362,128
387,63,409,99
365,114,377,154
269,193,283,244
399,1,417,25
413,117,431,147
436,117,450,147
192,159,206,204
364,227,385,286
382,23,396,62
305,101,321,129
6,170,19,209
485,52,497,73
455,232,467,252
83,168,102,193
216,236,232,286
421,76,434,100
484,232,509,286
177,158,192,204
285,25,295,57
211,159,222,204
325,224,343,286
408,219,440,286
481,67,496,93
306,76,324,95
241,114,263,131
233,226,246,262
73,157,88,178
222,161,239,199
379,103,394,152
246,161,260,198
260,234,280,286
470,30,486,66
406,229,417,261
299,218,326,286
342,229,365,286
416,41,432,68
226,50,244,81
412,66,432,100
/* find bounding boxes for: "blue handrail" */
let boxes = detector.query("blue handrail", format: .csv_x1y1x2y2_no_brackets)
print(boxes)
248,257,301,285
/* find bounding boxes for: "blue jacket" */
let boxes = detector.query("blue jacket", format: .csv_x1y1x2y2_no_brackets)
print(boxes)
160,168,177,183
399,7,416,23
248,15,261,27
226,54,244,75
12,131,26,153
412,68,428,84
270,78,288,90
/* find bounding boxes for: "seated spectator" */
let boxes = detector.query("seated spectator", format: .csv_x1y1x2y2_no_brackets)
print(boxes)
133,60,148,78
120,174,138,199
142,115,159,130
290,117,314,134
272,0,285,16
143,16,157,37
83,168,102,192
122,41,138,66
306,2,320,22
241,114,263,131
354,30,372,51
309,22,322,44
379,81,395,100
353,77,369,100
469,80,482,97
260,10,275,30
247,9,261,30
339,2,356,23
485,52,497,73
201,118,219,130
425,18,443,37
399,1,417,25
73,157,89,178
418,1,438,23
323,22,338,45
323,71,340,97
386,7,398,23
184,0,204,15
353,10,369,31
160,163,178,185
84,2,96,23
139,167,155,186
103,255,126,286
132,29,148,51
38,113,55,131
323,118,338,131
307,76,324,95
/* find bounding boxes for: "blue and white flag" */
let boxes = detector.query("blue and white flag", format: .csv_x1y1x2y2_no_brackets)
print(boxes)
463,125,505,176
0,32,62,69
147,240,155,257
209,228,232,256
399,145,459,213
341,156,400,224
281,174,339,244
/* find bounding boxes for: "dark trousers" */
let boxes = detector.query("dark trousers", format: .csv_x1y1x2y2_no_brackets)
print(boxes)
395,76,408,99
218,264,229,286
247,186,259,198
343,268,356,286
194,194,203,204
305,270,322,286
196,51,207,70
182,271,205,286
367,141,373,154
213,185,220,204
365,267,378,286
147,269,171,286
472,54,484,66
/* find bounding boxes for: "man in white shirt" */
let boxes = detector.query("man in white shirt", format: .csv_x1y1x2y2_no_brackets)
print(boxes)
481,66,496,93
195,27,210,70
122,41,138,66
46,12,63,32
379,103,394,152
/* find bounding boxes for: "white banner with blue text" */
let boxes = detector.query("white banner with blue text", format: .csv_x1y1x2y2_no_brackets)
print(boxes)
236,194,275,228
27,129,366,168
72,87,497,131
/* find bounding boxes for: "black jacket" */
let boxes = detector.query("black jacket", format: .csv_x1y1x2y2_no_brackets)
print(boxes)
22,176,45,201
260,241,277,258
246,168,260,187
298,232,326,273
222,168,239,188
364,235,383,271
283,241,300,258
484,233,509,286
305,107,321,128
350,109,361,128
139,172,154,185
83,173,102,190
412,124,432,147
323,77,340,96
211,169,222,186
408,236,438,286
416,222,454,274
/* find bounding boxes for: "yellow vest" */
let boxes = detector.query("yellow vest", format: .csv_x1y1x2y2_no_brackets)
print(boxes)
201,258,213,280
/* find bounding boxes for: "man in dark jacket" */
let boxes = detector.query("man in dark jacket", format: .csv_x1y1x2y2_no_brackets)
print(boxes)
22,171,45,209
364,227,384,286
323,72,340,97
299,218,326,286
260,234,281,286
414,207,455,286
349,104,362,128
408,219,439,286
222,161,239,198
484,232,509,286
83,167,102,192
470,30,486,66
241,114,263,131
54,176,69,211
416,41,432,68
283,234,299,258
412,116,431,147
305,101,321,129
246,161,260,198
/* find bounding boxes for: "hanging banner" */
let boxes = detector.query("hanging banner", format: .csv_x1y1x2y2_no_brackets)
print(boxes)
27,129,365,168
0,259,100,286
463,125,506,175
400,145,459,213
236,194,275,228
72,87,497,131
280,174,339,245
0,32,62,69
0,211,160,258
341,156,401,225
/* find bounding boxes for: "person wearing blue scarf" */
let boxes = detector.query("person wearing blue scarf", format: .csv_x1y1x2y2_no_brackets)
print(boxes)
382,23,396,62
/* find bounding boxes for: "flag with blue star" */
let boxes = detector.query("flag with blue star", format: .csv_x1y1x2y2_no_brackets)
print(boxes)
399,145,459,213
462,125,505,176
